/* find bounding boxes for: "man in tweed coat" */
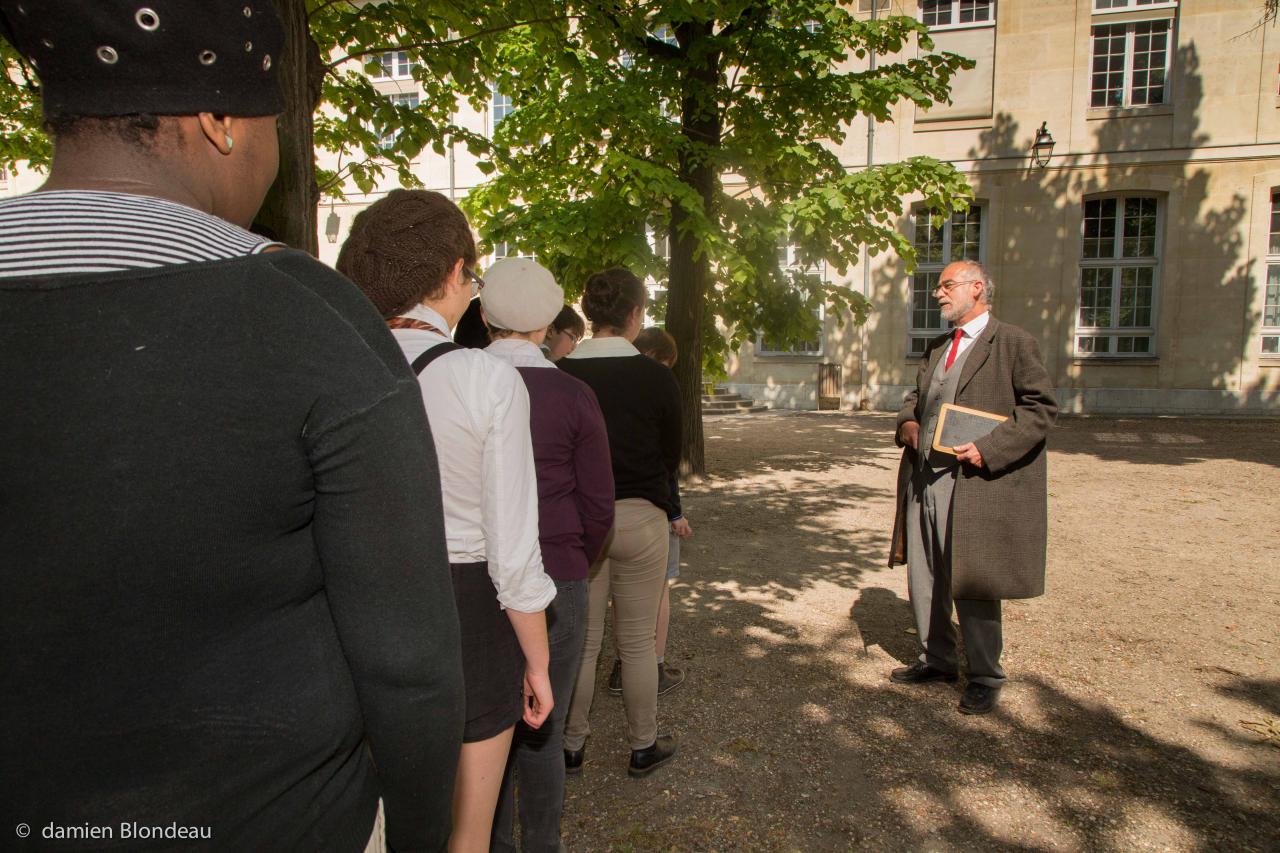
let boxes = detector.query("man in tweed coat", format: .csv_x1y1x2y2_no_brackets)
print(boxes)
888,259,1057,714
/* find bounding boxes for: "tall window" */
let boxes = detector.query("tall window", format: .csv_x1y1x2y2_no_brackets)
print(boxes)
378,92,419,149
908,206,984,356
1093,0,1177,10
1077,195,1160,356
490,83,514,130
490,242,534,262
1264,192,1280,356
920,0,994,29
370,51,416,81
756,237,824,356
1090,19,1172,108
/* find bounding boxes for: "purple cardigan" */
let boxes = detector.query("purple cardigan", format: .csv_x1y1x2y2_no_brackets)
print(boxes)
515,365,615,581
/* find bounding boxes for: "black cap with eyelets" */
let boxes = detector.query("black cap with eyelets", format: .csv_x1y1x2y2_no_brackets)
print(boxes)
0,0,285,119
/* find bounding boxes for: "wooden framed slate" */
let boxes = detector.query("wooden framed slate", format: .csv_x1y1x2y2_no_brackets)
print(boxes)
931,403,1007,455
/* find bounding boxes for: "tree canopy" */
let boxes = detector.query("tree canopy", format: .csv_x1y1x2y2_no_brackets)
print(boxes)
456,1,975,472
1,0,975,473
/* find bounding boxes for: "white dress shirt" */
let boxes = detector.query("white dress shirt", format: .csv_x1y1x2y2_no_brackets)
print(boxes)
950,310,991,360
391,304,555,613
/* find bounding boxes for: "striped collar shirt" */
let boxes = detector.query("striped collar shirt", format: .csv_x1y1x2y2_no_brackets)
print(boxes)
0,189,278,278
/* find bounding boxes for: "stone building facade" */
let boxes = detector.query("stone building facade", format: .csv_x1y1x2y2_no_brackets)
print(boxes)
3,1,1274,414
728,0,1280,414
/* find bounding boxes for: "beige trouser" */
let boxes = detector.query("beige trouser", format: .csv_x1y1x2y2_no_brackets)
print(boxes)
564,498,669,751
363,800,385,853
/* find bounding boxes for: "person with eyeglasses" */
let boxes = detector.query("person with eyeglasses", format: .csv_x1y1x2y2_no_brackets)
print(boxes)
887,259,1057,716
338,189,556,852
543,305,586,361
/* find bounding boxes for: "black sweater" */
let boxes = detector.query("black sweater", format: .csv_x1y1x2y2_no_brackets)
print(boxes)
0,251,463,851
558,354,682,515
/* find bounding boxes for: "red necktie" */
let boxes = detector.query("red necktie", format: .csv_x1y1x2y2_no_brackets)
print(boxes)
944,327,963,371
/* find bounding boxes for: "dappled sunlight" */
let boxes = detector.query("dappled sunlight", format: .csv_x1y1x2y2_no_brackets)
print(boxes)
565,413,1279,851
966,782,1088,850
1101,803,1198,851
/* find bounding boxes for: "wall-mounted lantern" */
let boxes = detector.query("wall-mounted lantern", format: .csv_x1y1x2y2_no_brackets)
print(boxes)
1031,121,1056,169
325,203,341,244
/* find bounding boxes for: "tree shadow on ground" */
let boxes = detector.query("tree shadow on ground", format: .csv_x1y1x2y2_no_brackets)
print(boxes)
702,411,899,480
571,577,1280,851
564,413,1279,852
1050,414,1280,469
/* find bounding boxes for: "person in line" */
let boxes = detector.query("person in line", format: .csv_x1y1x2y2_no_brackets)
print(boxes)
337,190,556,852
543,304,586,360
888,259,1058,715
479,258,615,853
608,327,691,698
561,269,682,778
0,4,463,851
454,296,491,348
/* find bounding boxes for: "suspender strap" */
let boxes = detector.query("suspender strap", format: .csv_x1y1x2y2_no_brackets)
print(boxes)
411,341,464,375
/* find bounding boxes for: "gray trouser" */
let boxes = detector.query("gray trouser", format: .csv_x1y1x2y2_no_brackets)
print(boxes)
492,578,588,853
906,465,1006,687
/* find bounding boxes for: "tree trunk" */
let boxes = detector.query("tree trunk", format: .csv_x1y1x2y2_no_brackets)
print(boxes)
257,0,325,253
664,23,720,478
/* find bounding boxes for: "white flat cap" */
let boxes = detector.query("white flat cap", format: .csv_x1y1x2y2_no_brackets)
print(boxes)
481,257,564,333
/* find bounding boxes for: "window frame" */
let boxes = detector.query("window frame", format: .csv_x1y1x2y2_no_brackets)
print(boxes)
1074,193,1164,359
1088,16,1175,110
755,239,826,358
489,83,514,135
489,241,535,266
919,0,996,32
1091,0,1178,16
377,92,420,150
1263,191,1280,358
906,203,986,359
369,50,416,81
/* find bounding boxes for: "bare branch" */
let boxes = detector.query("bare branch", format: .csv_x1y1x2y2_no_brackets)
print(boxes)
1232,0,1278,39
716,3,770,42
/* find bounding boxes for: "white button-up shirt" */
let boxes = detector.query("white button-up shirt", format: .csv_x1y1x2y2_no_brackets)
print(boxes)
950,310,991,360
390,304,555,613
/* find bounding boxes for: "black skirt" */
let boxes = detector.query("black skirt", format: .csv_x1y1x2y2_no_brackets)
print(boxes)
451,561,525,742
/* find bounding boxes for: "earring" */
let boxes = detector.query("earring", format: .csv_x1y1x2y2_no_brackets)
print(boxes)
224,135,234,151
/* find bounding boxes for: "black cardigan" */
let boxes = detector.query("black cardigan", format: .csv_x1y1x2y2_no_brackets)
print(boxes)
0,251,463,851
558,353,682,515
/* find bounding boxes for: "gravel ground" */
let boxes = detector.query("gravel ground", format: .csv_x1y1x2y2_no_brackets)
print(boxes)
560,411,1280,852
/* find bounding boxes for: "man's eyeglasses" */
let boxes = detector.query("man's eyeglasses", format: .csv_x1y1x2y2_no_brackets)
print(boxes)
932,278,979,295
463,267,485,293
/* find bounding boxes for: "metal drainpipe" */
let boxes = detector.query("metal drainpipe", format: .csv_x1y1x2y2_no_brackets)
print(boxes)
448,137,457,201
858,1,877,411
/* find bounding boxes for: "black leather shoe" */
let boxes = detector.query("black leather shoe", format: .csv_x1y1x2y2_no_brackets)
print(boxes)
890,661,958,684
958,683,1001,715
564,747,584,775
627,734,678,778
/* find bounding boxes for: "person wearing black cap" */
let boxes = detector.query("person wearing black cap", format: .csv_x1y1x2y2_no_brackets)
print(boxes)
0,3,464,851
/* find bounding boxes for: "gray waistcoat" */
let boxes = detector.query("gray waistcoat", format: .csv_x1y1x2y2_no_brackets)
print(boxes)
918,335,978,471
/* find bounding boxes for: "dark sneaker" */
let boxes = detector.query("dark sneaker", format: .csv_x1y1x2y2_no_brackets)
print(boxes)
958,683,1001,715
607,658,622,696
657,662,686,696
628,734,678,778
890,661,958,684
564,746,584,775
